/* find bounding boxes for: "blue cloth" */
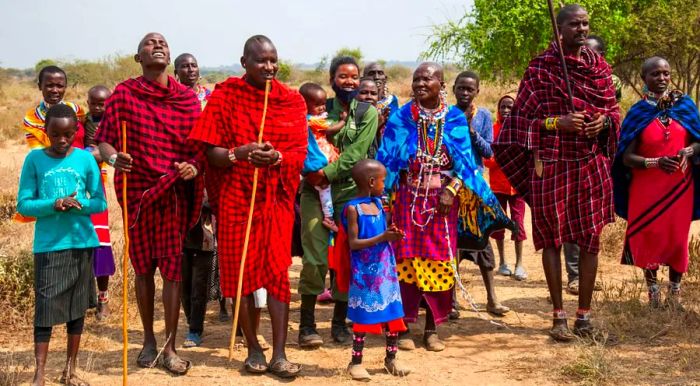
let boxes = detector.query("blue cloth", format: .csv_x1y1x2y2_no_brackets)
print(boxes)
468,107,494,169
302,127,329,174
17,148,107,253
381,94,400,118
612,95,700,220
377,101,513,247
341,196,403,324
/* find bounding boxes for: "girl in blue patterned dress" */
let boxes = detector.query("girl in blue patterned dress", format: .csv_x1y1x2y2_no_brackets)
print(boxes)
341,159,410,381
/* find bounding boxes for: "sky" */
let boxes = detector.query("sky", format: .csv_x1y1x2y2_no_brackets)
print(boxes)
0,0,473,69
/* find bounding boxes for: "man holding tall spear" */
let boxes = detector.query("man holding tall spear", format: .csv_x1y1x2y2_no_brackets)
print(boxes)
493,4,620,341
188,35,307,378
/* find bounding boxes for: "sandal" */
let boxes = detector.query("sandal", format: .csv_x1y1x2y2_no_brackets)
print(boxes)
497,264,512,276
384,358,411,376
549,323,574,342
566,279,579,295
513,265,528,281
573,320,619,346
182,332,202,348
268,357,302,379
243,351,268,374
347,363,371,381
160,354,192,376
59,372,90,386
136,346,158,368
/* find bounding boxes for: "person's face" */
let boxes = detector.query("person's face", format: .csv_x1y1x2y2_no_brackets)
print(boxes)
499,97,514,118
176,56,200,87
356,81,379,105
46,117,76,155
644,60,672,95
560,10,590,49
412,66,444,107
305,89,327,116
332,64,360,91
369,168,387,196
40,72,66,105
135,33,170,69
242,42,278,89
87,90,110,117
585,38,603,56
364,64,387,93
453,77,479,109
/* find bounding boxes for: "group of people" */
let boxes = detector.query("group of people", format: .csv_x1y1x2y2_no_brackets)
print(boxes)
15,3,700,385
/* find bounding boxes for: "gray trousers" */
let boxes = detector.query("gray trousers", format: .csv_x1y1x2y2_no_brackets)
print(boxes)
563,243,579,283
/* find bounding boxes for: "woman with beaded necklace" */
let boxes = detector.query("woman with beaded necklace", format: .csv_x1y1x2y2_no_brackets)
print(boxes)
378,62,511,351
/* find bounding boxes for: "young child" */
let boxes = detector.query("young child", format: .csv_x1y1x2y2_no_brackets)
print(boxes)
300,82,346,231
341,159,409,381
355,77,388,159
84,85,116,320
17,104,107,386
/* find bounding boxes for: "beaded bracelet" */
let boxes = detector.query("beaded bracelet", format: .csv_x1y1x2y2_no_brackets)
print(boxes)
644,157,660,169
227,147,238,164
680,147,695,158
544,117,559,131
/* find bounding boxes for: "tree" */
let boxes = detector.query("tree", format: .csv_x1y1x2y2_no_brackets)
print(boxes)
276,60,293,82
334,47,363,64
423,0,700,101
34,59,57,74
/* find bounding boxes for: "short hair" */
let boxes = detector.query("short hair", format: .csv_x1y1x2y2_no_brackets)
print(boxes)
45,103,77,128
362,62,383,76
359,77,377,86
587,35,606,56
415,62,444,81
454,70,480,86
243,35,274,57
556,4,586,26
137,32,165,52
88,85,111,97
641,56,670,78
38,65,66,86
174,53,196,69
329,56,359,79
299,82,325,100
351,159,385,186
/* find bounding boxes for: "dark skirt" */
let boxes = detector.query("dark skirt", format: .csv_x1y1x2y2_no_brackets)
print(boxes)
34,248,96,327
458,243,496,270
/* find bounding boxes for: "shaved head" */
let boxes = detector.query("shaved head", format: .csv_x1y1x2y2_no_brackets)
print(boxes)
243,35,275,57
137,32,165,52
415,62,444,81
88,85,110,98
351,159,386,186
556,4,587,26
641,56,670,78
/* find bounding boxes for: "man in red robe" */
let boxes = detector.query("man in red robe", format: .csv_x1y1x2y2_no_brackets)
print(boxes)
96,32,203,374
188,35,307,378
493,5,620,342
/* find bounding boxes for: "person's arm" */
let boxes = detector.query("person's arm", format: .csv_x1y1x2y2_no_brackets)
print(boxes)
16,155,57,218
346,205,403,250
622,137,681,173
322,105,378,183
77,154,108,214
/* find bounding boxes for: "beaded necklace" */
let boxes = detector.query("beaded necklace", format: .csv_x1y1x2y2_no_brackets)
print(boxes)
410,98,448,229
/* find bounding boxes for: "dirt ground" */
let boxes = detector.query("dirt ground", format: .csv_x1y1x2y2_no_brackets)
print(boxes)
1,142,699,385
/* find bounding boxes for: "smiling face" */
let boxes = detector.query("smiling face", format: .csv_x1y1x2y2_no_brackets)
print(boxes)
559,9,590,51
242,41,278,90
643,59,672,95
135,33,170,70
412,64,444,109
363,63,387,95
332,63,360,91
46,117,76,155
175,55,199,87
40,71,66,106
498,97,515,119
453,76,479,110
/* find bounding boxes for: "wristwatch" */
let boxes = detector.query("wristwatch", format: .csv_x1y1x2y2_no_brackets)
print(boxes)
108,153,117,167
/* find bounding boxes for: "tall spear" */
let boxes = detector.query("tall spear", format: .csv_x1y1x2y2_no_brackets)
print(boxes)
546,0,576,112
120,121,129,386
228,79,272,360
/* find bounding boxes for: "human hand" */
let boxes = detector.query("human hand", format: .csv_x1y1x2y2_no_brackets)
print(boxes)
556,112,586,134
113,152,133,172
583,113,606,138
677,147,694,172
378,108,389,127
339,111,348,122
174,161,198,181
249,141,279,167
234,142,264,162
54,192,82,211
438,188,456,215
382,224,405,242
305,170,329,187
658,156,681,174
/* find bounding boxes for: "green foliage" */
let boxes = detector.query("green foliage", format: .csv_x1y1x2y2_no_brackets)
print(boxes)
423,0,700,100
277,60,293,82
34,59,56,74
334,47,363,64
0,249,34,318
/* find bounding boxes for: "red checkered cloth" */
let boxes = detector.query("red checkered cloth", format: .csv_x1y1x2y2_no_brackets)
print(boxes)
95,76,204,280
188,76,307,303
493,43,620,253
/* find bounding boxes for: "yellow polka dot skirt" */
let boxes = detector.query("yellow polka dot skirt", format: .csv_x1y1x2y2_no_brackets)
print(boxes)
396,257,455,292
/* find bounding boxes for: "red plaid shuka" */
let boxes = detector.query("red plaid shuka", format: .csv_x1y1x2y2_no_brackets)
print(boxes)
188,77,307,303
493,43,620,253
95,76,204,281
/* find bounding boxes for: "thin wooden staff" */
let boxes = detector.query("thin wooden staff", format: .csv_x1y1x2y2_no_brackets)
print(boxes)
120,120,129,385
229,79,272,360
546,0,575,113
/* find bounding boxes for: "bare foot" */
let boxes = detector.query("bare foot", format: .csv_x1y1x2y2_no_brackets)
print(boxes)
32,369,45,386
95,301,110,321
322,217,339,232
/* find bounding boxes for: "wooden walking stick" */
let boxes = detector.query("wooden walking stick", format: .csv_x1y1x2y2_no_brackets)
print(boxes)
546,0,576,112
229,79,272,360
121,120,129,385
